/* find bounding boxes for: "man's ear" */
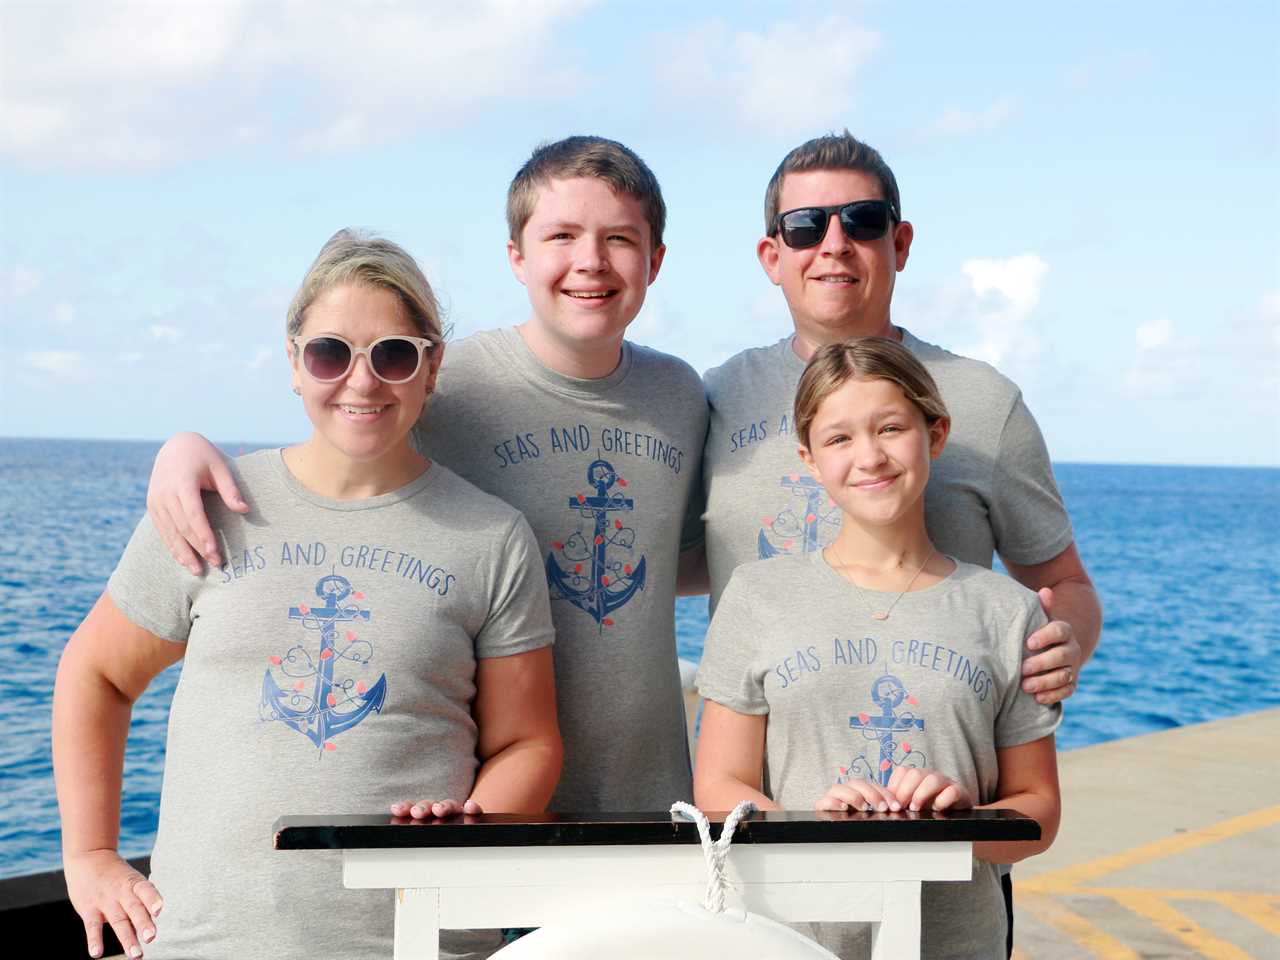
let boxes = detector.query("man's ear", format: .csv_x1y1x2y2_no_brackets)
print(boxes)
893,220,914,272
757,235,783,285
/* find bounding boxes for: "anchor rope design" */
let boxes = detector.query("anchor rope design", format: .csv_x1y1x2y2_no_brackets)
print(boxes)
546,458,647,626
669,800,757,915
260,573,387,752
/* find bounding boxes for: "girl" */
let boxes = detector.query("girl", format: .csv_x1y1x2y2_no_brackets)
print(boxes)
53,230,561,960
693,337,1060,959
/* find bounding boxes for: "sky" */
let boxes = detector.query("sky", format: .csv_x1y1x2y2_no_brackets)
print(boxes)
1,0,1277,467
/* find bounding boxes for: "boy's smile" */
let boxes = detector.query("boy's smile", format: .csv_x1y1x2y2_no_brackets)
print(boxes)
508,176,665,375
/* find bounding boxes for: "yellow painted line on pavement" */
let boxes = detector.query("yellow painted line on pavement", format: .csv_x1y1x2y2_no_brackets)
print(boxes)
1104,889,1255,960
1017,891,1143,960
1220,894,1280,937
1020,805,1280,893
1073,889,1280,937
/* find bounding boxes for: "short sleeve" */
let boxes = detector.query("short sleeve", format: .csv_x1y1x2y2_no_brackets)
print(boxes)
107,515,198,643
474,516,556,659
994,597,1062,748
694,570,768,715
990,394,1075,566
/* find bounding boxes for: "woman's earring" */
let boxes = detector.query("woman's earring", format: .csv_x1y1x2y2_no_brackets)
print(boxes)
292,385,301,396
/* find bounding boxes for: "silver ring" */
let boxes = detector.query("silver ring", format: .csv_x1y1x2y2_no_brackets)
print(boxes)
1065,667,1074,685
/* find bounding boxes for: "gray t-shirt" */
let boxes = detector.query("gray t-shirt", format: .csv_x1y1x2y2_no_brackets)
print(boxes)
416,327,708,811
108,450,554,960
702,329,1074,611
696,552,1061,960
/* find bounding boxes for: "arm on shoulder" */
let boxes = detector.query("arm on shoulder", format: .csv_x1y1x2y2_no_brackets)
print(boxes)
147,431,246,574
1006,542,1103,703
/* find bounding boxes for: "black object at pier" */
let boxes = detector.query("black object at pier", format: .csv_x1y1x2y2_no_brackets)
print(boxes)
275,808,1038,850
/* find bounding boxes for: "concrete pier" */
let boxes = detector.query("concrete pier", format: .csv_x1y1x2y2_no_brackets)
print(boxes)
1012,708,1279,959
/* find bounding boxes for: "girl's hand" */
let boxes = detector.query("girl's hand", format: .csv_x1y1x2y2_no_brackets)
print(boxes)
390,798,483,819
815,780,902,814
886,765,975,812
64,849,163,959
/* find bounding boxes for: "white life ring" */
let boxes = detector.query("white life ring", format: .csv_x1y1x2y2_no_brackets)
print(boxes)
492,897,839,958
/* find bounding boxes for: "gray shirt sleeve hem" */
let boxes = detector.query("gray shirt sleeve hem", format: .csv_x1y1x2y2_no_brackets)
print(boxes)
106,581,190,645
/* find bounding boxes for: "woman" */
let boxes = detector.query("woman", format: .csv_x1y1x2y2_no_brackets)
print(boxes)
694,337,1060,959
53,230,561,959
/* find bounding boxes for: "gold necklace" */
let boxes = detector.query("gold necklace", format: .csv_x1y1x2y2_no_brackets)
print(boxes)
830,541,936,621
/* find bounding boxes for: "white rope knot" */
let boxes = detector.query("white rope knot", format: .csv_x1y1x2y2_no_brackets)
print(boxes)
670,800,757,914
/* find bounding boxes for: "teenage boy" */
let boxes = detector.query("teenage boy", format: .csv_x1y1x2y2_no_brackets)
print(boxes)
145,137,707,814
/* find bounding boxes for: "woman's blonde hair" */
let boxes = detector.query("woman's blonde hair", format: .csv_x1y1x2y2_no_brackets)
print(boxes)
286,229,445,341
794,337,949,448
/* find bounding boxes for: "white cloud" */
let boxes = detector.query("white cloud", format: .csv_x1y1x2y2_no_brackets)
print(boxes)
1125,291,1280,402
246,347,276,372
954,254,1049,368
7,265,44,298
1,0,595,169
148,324,180,342
658,17,881,134
921,98,1018,140
1124,317,1196,397
1066,52,1156,92
22,350,90,380
53,302,76,327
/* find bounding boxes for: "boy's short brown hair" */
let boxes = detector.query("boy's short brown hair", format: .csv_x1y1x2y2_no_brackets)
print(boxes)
506,136,667,251
795,337,948,449
764,130,901,233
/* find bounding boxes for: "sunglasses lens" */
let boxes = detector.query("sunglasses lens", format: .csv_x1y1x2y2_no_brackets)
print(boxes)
302,337,352,381
779,209,827,249
840,201,890,240
370,338,421,382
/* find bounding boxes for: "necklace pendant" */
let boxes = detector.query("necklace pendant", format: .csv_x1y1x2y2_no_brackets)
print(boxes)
872,612,889,621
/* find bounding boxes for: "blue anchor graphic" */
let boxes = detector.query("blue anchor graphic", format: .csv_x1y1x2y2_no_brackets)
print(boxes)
545,458,646,626
848,672,925,786
758,473,836,559
260,573,387,751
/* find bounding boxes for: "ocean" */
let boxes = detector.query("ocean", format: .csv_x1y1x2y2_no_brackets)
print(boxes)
2,437,1277,879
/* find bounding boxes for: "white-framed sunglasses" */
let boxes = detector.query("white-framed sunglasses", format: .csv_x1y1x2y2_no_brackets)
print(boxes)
291,334,435,384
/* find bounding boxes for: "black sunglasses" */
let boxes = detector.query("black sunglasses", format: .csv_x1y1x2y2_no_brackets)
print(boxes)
772,199,898,249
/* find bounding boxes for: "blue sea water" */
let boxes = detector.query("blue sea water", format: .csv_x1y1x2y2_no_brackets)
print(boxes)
2,437,1277,879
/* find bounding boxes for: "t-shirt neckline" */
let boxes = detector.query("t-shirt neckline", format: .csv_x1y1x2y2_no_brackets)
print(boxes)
809,546,962,604
495,326,635,398
267,448,440,511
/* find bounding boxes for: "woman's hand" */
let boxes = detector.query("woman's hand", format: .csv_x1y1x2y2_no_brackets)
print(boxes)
815,779,903,813
390,798,483,819
64,849,163,959
146,432,246,575
886,765,975,812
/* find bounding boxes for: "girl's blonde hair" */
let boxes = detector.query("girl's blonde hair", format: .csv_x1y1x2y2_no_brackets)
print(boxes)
794,337,949,448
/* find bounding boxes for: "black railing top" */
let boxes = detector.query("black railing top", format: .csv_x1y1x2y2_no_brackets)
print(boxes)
274,809,1039,851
